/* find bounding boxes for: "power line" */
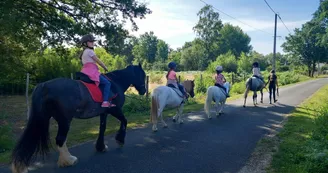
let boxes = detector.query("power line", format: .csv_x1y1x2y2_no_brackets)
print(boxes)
262,0,291,34
199,0,272,35
278,15,292,34
263,0,276,14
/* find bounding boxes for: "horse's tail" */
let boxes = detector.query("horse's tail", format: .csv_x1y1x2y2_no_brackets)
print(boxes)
150,93,159,125
11,83,52,173
204,87,214,116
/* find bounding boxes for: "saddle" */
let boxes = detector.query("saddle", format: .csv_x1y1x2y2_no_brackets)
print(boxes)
75,72,117,103
167,84,185,99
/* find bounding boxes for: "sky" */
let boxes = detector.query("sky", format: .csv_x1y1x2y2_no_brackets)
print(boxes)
124,0,320,55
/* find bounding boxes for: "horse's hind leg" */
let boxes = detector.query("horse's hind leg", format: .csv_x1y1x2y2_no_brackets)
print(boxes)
218,100,226,116
96,114,108,152
253,91,257,106
243,87,250,107
55,118,77,167
160,111,168,128
177,104,184,124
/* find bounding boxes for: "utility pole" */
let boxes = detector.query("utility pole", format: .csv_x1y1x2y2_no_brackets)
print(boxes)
273,13,278,71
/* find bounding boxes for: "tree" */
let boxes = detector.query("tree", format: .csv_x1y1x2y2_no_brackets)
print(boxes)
132,31,159,67
219,23,252,57
282,20,327,77
238,52,253,74
155,40,169,63
180,40,207,71
0,0,151,53
207,51,238,73
193,5,223,64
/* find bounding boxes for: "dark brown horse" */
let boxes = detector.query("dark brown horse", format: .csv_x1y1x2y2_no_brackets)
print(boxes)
11,64,146,173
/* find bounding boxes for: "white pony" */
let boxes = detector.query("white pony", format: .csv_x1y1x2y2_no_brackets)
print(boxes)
204,82,230,118
150,80,195,132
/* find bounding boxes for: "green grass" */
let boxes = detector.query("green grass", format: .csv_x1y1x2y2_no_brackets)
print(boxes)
269,85,328,173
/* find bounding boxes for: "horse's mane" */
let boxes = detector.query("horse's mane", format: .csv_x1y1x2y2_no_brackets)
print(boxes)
106,65,135,80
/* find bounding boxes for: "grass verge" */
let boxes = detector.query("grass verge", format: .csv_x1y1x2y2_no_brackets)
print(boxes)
267,84,328,173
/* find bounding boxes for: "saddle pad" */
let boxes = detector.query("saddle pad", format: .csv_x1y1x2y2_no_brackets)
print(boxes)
80,81,117,103
170,87,184,98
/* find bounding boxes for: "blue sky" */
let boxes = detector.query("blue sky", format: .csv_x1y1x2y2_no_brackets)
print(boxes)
126,0,320,55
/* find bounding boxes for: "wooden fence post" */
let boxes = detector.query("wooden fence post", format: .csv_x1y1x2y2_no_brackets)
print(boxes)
71,73,73,79
26,73,30,120
178,76,181,83
146,75,149,98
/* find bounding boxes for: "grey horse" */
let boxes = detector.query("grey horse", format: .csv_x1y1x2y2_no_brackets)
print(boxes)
243,77,265,107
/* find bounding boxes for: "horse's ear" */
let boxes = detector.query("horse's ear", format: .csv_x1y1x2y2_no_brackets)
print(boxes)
138,62,142,68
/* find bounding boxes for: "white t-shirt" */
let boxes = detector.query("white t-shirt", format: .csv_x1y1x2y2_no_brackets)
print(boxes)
81,48,96,65
253,67,261,76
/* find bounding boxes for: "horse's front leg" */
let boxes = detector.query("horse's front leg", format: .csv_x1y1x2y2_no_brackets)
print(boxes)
260,89,263,103
111,108,127,147
95,113,108,152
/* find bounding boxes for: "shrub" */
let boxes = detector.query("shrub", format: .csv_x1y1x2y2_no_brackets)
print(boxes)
0,112,14,153
123,94,150,114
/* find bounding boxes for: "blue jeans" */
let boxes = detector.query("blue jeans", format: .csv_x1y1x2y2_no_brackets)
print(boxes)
178,84,186,95
99,75,111,102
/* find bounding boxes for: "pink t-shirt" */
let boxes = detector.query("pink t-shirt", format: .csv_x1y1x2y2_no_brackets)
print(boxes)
215,73,224,85
81,48,96,65
80,48,100,86
167,70,177,80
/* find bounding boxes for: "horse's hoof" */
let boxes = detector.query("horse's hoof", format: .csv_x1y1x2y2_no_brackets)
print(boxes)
179,120,184,124
96,144,108,152
152,127,158,132
243,105,246,108
208,116,212,119
163,124,168,128
172,118,176,122
216,112,223,116
116,140,124,148
58,155,78,167
260,101,263,103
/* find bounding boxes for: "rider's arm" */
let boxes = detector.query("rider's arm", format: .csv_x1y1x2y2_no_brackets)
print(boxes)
91,55,108,72
265,76,269,86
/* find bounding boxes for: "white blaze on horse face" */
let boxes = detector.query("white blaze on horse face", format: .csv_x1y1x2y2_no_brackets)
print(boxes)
57,141,78,167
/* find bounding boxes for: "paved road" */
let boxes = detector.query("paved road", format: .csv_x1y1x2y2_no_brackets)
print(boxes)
1,78,327,173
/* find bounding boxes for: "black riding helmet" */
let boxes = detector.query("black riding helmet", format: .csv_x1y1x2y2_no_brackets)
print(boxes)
80,34,96,46
270,70,275,73
252,62,259,68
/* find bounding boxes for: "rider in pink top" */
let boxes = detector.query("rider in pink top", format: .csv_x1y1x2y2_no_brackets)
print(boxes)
166,62,187,98
79,34,115,108
214,66,230,97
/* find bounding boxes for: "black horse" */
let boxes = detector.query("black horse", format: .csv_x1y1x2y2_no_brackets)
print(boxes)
11,64,146,173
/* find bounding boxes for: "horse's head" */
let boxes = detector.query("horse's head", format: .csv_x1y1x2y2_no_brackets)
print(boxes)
127,63,147,95
183,80,195,98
